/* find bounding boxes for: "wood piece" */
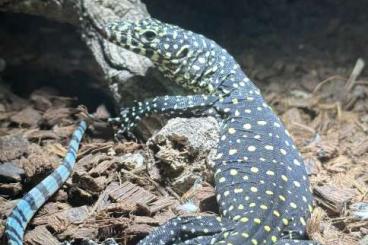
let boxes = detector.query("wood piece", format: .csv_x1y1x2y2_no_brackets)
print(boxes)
196,185,218,213
0,182,23,197
124,223,153,236
142,197,177,215
0,133,29,162
10,107,42,128
314,185,356,214
32,206,90,233
109,181,156,205
24,226,60,245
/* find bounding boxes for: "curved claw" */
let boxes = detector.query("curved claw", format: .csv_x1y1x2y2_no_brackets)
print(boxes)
114,128,138,141
126,131,138,141
115,129,126,140
110,106,140,141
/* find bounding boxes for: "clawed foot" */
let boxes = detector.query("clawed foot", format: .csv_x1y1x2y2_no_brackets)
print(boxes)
108,107,139,141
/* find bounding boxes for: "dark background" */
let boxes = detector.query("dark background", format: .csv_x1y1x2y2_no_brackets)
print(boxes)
0,0,367,110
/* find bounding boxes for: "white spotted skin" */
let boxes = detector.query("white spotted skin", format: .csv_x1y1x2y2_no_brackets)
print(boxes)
103,18,316,245
104,18,241,94
212,93,313,244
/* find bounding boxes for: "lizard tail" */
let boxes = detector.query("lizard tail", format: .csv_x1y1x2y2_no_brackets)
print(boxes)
4,121,87,245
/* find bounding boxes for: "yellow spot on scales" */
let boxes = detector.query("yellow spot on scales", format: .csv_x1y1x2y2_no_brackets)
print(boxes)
254,218,261,224
229,149,237,155
266,190,274,195
290,202,297,209
300,217,306,226
266,170,275,176
228,128,236,134
281,175,288,182
271,236,278,243
230,169,238,175
240,217,249,223
260,204,268,210
250,167,259,173
273,210,280,217
264,225,271,232
279,195,286,201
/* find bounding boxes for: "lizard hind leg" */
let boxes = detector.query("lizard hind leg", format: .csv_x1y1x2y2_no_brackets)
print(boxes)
137,215,235,245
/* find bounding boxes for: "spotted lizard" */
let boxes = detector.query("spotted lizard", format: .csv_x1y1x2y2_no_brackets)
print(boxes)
103,18,317,245
4,16,317,245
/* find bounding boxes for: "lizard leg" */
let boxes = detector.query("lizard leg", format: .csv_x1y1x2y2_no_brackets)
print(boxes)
109,94,219,138
137,215,234,245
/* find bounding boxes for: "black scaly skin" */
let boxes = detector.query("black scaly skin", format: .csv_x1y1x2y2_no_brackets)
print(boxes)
102,18,317,245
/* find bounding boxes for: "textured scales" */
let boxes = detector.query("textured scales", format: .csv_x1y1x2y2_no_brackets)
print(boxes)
4,121,87,245
104,18,316,245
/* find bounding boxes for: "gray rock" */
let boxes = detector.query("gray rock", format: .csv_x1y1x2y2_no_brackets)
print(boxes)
147,117,219,193
119,152,145,170
360,235,368,245
0,162,24,182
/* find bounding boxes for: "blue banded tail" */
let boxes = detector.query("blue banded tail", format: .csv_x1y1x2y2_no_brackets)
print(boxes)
4,121,88,245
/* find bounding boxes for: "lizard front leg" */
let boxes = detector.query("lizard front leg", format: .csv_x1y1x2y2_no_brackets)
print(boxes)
109,94,219,139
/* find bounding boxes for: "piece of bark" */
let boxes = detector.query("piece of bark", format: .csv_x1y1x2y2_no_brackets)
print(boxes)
0,182,22,196
24,226,60,245
69,227,98,241
32,205,90,233
94,181,119,212
88,159,116,177
10,107,43,128
43,107,74,126
141,196,177,215
69,186,94,205
196,185,218,213
100,201,138,215
21,143,60,180
0,133,29,162
109,181,156,205
97,217,130,240
0,197,18,217
124,223,153,236
24,130,58,141
314,185,357,214
74,174,108,194
133,216,159,225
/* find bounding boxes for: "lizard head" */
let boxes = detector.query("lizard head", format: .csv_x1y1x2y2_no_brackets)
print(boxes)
105,18,195,64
